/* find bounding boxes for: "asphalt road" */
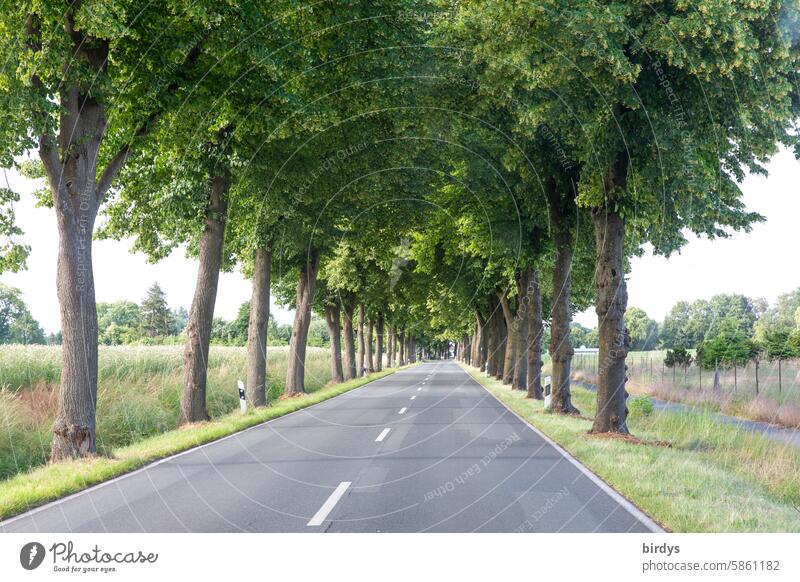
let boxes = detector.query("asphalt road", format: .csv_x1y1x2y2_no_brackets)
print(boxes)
0,362,661,533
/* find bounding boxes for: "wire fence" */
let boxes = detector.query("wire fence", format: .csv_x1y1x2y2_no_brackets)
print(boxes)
570,351,800,428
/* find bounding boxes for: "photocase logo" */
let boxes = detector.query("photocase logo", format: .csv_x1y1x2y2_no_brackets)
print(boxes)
19,542,46,570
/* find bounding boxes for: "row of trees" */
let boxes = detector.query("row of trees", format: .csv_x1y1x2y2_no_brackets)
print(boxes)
1,1,798,458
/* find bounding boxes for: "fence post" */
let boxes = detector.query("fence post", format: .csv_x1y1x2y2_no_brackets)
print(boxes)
755,358,759,395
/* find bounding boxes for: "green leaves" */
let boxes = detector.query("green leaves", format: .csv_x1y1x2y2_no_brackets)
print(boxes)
0,187,29,273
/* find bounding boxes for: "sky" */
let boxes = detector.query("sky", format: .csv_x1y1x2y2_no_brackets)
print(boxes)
1,149,799,334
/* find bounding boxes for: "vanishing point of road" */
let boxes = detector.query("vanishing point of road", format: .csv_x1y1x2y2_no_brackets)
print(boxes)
0,362,661,533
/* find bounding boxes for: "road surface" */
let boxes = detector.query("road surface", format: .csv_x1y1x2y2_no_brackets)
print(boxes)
0,362,660,533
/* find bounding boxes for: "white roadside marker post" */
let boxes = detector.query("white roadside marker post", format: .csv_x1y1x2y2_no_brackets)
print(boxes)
238,380,247,413
543,375,552,410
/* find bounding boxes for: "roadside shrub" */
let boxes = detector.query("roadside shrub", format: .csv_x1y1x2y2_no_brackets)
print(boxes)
628,395,654,418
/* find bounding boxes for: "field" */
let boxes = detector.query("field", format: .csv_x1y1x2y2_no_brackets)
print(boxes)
464,364,800,532
0,345,331,481
567,351,800,428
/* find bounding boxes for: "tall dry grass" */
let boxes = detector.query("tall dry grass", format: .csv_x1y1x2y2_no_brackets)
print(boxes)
0,345,331,480
570,352,800,428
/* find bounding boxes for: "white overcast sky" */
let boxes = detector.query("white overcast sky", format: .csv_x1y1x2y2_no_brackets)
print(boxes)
1,148,799,334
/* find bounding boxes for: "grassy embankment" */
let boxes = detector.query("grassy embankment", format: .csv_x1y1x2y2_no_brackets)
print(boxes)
0,345,405,519
463,363,800,532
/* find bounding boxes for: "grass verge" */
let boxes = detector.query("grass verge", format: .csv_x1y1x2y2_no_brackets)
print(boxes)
461,364,800,532
0,367,408,521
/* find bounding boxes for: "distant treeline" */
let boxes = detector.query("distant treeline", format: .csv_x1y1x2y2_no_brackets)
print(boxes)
0,281,333,348
568,289,800,365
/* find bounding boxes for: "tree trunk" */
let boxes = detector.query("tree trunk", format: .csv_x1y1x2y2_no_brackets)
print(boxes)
367,319,375,373
472,312,485,370
513,269,530,390
375,313,384,371
342,302,356,380
490,295,506,380
548,188,579,414
46,86,107,460
498,290,516,385
527,270,544,399
387,326,396,367
357,304,366,376
324,302,344,383
486,295,499,377
245,244,272,408
285,250,322,395
50,191,100,460
589,205,630,434
399,330,405,365
180,173,229,424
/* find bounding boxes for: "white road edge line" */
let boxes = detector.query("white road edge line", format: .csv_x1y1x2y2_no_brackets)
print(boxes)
398,407,407,414
375,428,391,442
460,364,664,533
0,366,417,527
307,481,351,527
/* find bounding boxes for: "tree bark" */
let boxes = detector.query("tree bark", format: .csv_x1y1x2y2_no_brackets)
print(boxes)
399,330,406,365
46,80,108,459
512,270,529,390
548,185,580,415
356,304,366,376
498,290,516,385
342,302,356,380
180,172,229,424
324,302,344,383
590,201,631,433
387,326,396,367
485,296,499,377
472,312,485,370
245,244,272,408
285,250,322,395
375,313,384,371
367,319,375,373
527,270,544,399
488,294,506,380
51,185,100,459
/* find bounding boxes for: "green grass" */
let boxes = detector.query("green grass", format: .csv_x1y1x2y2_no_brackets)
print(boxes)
569,351,800,428
0,365,409,520
0,345,331,480
461,363,800,532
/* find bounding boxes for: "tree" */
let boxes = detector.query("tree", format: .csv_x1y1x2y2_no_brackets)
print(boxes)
437,0,800,432
0,283,45,344
660,301,695,349
697,320,759,392
139,284,174,339
755,288,800,340
763,330,798,394
664,348,692,369
97,301,141,345
625,307,659,351
0,2,243,458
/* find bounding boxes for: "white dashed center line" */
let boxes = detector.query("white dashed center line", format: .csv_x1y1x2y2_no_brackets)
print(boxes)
398,407,407,414
410,395,416,400
307,481,351,527
417,387,422,391
375,428,391,442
